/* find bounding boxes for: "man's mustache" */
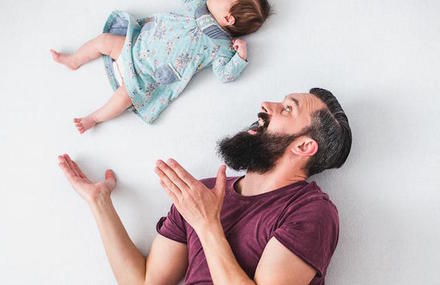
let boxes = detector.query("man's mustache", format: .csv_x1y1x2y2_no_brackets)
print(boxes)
258,112,270,128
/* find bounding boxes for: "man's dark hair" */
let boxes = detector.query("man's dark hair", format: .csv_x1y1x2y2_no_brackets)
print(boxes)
305,88,352,176
225,0,272,37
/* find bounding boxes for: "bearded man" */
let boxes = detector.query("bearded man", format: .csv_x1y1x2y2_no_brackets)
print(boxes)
58,88,352,285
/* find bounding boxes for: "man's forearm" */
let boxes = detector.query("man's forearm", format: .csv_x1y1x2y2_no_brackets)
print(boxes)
197,223,256,285
89,191,146,285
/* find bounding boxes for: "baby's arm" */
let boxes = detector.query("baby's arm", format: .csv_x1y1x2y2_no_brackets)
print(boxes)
232,39,247,62
212,39,248,83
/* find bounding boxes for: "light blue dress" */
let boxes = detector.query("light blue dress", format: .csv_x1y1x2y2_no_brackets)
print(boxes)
103,0,248,123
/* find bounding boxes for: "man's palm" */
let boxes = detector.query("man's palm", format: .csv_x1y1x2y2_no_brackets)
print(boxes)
58,154,116,203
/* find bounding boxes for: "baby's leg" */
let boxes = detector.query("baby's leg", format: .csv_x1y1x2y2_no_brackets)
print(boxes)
74,85,132,134
50,33,125,70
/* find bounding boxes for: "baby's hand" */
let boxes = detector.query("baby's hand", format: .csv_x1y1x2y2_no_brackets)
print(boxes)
232,39,247,61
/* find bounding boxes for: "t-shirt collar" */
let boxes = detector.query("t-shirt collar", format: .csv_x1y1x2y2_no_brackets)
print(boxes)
195,4,232,40
228,176,309,201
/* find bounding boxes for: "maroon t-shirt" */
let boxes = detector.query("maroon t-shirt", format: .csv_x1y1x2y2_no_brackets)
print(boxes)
156,176,339,285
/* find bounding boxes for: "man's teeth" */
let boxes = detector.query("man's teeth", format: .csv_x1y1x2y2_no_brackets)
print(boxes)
249,121,259,130
258,118,264,127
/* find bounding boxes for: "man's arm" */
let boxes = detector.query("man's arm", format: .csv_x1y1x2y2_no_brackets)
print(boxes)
254,237,316,284
58,154,188,285
91,194,188,285
197,222,316,285
196,222,255,285
154,159,316,285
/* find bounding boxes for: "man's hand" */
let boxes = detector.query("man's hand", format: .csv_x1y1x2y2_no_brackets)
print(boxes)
57,154,190,285
57,154,116,204
232,38,248,61
154,159,227,233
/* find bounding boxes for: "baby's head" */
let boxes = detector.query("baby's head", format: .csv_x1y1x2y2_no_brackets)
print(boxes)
207,0,271,37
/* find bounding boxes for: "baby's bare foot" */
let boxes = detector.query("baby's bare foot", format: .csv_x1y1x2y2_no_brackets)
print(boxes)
74,116,97,134
50,49,79,70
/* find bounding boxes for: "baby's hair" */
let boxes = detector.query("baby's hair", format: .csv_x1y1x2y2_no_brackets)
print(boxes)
225,0,272,37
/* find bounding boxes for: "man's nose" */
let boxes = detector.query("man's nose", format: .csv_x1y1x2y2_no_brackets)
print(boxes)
261,102,271,114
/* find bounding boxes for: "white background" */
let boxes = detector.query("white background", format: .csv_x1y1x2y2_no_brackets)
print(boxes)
1,0,439,284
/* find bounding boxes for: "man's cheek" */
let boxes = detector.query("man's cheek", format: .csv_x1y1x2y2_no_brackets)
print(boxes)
267,122,279,133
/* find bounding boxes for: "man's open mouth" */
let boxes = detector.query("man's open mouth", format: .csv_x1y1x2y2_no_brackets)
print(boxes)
248,113,270,134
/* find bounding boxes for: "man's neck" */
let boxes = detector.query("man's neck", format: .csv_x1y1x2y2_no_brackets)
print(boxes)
235,165,308,197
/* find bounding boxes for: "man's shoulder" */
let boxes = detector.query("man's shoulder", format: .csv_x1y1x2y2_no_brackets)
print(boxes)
281,181,339,223
305,181,337,206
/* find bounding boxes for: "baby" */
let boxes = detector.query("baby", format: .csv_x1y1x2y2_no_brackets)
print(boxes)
51,0,271,133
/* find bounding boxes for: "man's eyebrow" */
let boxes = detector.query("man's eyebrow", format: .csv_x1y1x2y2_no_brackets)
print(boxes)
286,96,299,107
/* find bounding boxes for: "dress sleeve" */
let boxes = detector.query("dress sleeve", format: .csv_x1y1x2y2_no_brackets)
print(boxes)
156,204,187,244
212,52,248,83
272,199,339,276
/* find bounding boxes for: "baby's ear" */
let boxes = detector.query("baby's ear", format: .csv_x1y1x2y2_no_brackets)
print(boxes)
225,14,235,26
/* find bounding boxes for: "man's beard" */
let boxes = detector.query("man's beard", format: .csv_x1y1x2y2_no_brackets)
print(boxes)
217,113,307,174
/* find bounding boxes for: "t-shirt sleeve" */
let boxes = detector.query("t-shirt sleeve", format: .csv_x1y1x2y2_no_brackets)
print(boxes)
156,204,187,244
212,52,248,83
272,199,339,276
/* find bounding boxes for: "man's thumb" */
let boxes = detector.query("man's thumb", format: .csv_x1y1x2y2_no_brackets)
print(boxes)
215,165,227,195
105,169,117,190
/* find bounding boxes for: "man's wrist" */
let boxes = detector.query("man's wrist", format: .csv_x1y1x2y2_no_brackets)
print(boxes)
88,188,112,213
195,220,224,243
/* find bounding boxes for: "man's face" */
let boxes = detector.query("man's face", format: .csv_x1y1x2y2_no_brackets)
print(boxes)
253,93,325,136
218,93,326,173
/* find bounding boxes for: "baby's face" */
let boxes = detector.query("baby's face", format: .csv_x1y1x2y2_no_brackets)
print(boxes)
207,0,237,27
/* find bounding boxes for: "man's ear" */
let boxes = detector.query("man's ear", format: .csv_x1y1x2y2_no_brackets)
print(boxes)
225,14,235,26
290,136,318,158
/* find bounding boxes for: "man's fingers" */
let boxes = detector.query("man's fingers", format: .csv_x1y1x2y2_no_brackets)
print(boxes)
58,155,77,183
160,181,179,205
71,161,87,179
166,159,197,187
63,154,80,177
154,166,183,198
156,160,190,191
58,155,72,172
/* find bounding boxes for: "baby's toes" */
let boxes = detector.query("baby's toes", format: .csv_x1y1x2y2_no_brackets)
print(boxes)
50,49,60,61
73,120,83,132
77,125,85,134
